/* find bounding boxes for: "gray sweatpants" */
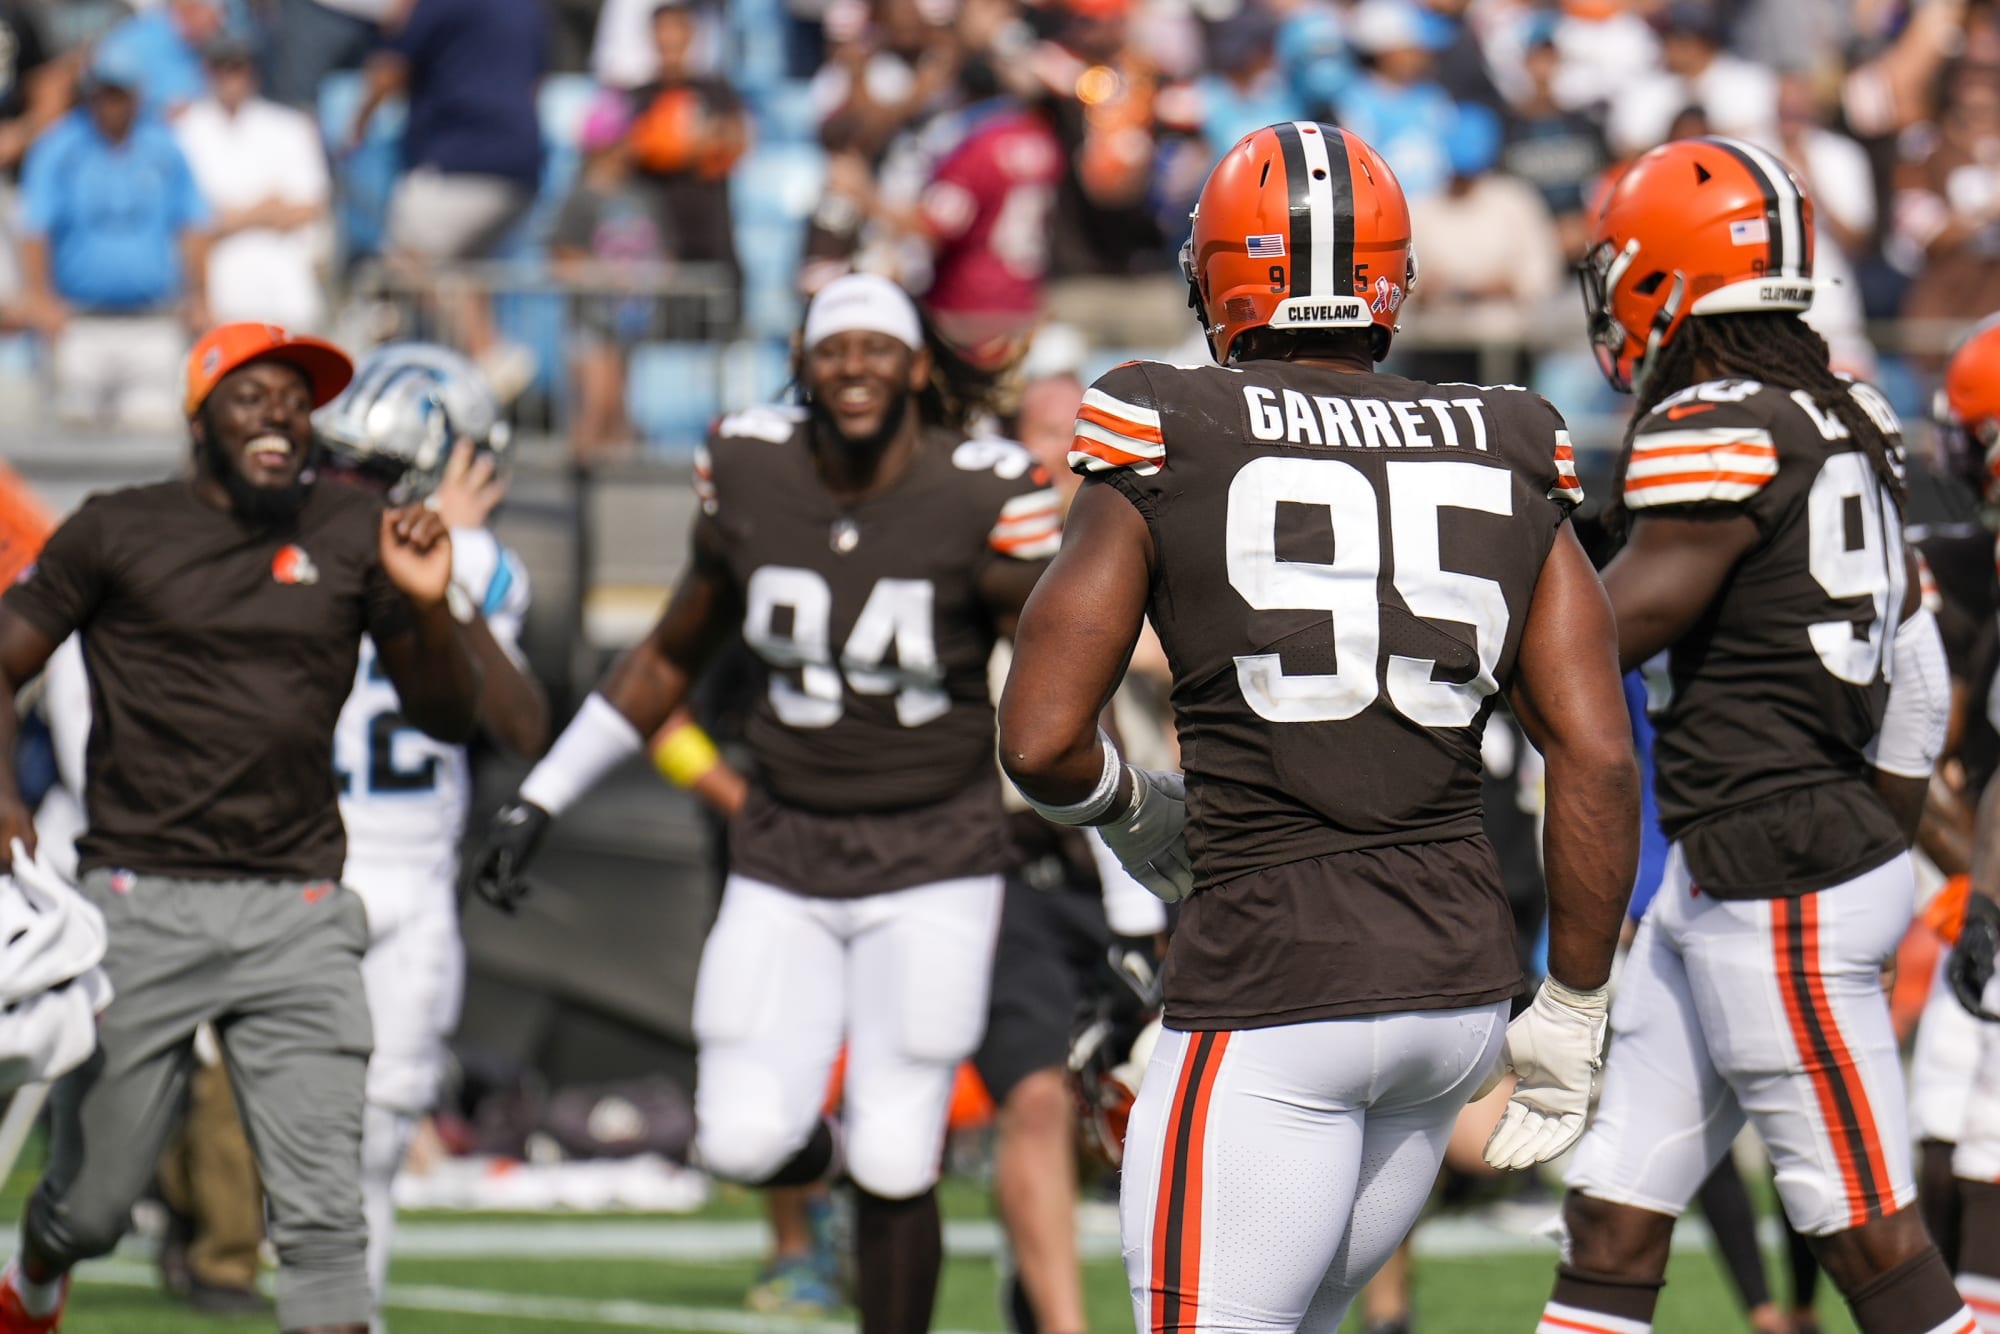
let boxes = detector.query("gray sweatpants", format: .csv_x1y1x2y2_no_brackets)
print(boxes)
25,871,374,1329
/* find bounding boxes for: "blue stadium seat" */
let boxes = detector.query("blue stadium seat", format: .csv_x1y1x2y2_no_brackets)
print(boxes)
627,342,724,456
735,217,807,339
1871,353,1927,424
734,144,826,227
722,338,796,412
539,74,600,151
0,333,35,377
534,74,601,233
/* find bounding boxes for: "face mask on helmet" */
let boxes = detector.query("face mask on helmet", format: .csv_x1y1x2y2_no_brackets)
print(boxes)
1578,237,1687,395
1068,1012,1162,1168
1066,939,1165,1168
1578,240,1625,390
1934,388,2000,507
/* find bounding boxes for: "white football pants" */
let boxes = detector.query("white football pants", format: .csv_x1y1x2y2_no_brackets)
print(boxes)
1570,846,1918,1236
1119,1004,1507,1334
348,854,464,1114
692,872,1003,1200
1910,950,1982,1145
346,852,463,1325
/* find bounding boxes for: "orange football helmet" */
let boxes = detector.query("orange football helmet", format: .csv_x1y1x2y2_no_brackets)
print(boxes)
1936,313,2000,505
1181,121,1415,364
1581,135,1817,392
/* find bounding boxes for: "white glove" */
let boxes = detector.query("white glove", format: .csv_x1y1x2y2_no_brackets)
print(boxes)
1097,767,1193,904
1482,977,1609,1171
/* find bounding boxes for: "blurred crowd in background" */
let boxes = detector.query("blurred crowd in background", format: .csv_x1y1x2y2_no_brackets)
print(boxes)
0,0,1997,462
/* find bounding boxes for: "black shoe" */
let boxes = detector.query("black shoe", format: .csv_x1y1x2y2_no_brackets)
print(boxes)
185,1279,272,1317
153,1211,193,1301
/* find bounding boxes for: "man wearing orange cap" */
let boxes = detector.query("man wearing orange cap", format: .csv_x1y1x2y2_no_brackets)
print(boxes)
0,321,481,1334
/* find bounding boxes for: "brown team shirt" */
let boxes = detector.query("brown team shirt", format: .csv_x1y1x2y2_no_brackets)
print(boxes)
1072,360,1581,1029
692,405,1061,897
5,480,414,881
1618,377,1909,899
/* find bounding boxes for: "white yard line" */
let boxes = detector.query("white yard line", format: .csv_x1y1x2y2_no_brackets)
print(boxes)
1,1208,1736,1268
372,1211,1738,1263
380,1281,987,1334
35,1258,980,1334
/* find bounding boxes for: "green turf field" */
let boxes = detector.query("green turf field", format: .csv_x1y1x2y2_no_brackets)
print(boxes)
4,1156,1859,1332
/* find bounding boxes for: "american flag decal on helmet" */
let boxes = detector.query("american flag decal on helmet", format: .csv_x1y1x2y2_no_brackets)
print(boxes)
1246,234,1285,259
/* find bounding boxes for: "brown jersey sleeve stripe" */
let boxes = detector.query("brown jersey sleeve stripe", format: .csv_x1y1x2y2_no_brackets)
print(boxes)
1077,401,1165,445
1070,436,1158,472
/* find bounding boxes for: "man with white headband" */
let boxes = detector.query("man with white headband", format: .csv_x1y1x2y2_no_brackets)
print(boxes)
471,274,1061,1334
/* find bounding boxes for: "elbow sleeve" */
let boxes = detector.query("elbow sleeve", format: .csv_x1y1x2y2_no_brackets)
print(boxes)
1869,607,1949,780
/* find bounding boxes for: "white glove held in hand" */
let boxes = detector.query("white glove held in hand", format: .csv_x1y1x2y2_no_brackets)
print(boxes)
1097,767,1193,904
1482,977,1609,1171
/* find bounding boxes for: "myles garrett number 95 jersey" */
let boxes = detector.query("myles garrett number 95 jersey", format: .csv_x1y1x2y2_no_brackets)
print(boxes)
1622,377,1910,900
1075,359,1580,1027
694,405,1060,896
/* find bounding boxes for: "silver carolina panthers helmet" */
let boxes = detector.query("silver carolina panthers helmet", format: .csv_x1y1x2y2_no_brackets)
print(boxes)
312,342,511,503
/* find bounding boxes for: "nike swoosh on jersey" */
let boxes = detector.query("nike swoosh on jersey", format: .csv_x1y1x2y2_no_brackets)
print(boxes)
1665,402,1719,420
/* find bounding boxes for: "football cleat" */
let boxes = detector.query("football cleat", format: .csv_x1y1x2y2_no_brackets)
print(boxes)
0,1265,67,1333
745,1256,839,1316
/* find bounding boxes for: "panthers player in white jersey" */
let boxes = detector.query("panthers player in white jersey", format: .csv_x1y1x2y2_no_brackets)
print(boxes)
316,343,550,1328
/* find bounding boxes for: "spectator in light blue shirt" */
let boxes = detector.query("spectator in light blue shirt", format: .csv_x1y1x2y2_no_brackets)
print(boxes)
15,43,213,428
1336,0,1459,201
1198,9,1306,164
1278,4,1356,120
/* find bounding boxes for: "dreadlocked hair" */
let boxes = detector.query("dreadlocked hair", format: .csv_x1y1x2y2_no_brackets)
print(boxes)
1606,310,1905,535
913,307,1008,435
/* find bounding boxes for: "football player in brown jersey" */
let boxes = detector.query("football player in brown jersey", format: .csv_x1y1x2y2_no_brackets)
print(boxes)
1539,137,1970,1334
1936,313,2000,1329
999,121,1638,1334
469,274,1061,1334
